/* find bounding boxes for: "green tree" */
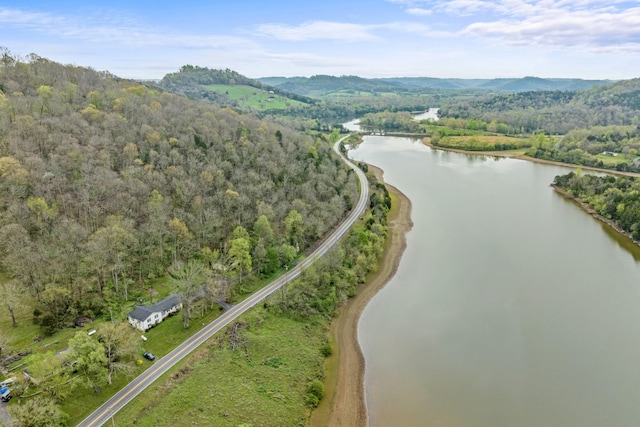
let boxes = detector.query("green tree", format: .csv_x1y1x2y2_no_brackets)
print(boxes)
227,237,252,280
9,397,68,427
40,286,74,331
253,215,274,243
86,216,137,299
284,209,304,250
25,351,76,401
168,217,194,263
67,331,108,392
98,322,139,385
169,260,207,328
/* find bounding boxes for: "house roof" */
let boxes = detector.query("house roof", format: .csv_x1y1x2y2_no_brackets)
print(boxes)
127,294,181,322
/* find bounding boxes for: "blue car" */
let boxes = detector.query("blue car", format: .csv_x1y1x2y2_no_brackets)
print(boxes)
0,386,11,402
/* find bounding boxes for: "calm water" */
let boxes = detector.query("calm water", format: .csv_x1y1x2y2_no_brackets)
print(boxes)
351,136,640,427
343,108,439,133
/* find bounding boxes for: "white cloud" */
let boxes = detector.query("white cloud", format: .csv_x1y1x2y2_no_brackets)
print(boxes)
256,20,431,41
0,7,254,50
256,21,377,41
462,5,640,51
384,1,640,52
407,8,433,15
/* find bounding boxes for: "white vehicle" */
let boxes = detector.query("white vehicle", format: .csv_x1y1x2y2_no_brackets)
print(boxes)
0,377,16,388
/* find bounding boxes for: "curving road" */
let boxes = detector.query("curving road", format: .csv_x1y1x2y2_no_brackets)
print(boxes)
77,136,368,427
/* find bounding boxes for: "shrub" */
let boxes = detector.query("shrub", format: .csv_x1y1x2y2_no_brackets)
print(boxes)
320,343,333,357
305,379,324,407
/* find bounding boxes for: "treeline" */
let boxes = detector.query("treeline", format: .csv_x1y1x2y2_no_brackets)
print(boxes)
269,171,390,320
553,172,640,240
359,111,420,132
357,111,515,140
527,125,640,172
0,50,359,333
439,79,640,135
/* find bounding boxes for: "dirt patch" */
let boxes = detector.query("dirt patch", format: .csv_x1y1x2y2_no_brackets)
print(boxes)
311,165,413,427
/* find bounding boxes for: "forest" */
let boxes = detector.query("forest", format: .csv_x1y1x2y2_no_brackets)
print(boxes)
553,171,640,241
0,49,391,424
439,79,640,135
2,45,639,425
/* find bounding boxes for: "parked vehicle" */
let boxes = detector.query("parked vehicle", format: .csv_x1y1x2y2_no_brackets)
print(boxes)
0,377,16,388
143,352,156,361
0,386,11,402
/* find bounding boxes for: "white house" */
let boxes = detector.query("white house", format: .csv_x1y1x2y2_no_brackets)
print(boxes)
127,295,182,331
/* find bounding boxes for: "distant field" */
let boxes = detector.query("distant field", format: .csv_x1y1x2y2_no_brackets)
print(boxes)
204,84,308,110
433,134,531,151
594,153,638,166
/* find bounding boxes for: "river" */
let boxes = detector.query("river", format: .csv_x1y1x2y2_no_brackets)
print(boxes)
350,136,640,427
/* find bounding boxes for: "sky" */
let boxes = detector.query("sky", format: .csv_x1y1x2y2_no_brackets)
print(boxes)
1,0,639,81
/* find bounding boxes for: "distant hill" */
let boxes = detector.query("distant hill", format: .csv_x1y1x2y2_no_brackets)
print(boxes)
260,75,612,97
259,75,408,98
439,77,640,134
160,66,314,110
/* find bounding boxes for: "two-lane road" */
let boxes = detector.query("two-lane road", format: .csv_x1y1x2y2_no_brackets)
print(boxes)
77,136,368,427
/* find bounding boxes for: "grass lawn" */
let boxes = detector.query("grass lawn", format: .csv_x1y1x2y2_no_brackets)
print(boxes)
62,305,226,424
595,153,639,166
204,84,308,110
113,307,327,427
2,258,318,426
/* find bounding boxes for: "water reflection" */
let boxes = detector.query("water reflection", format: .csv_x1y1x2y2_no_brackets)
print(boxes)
353,136,640,427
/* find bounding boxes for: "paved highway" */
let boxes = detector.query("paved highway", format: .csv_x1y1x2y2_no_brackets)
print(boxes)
77,136,369,427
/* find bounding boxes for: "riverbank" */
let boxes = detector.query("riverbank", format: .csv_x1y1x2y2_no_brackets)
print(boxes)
422,138,640,178
550,184,640,247
310,165,413,427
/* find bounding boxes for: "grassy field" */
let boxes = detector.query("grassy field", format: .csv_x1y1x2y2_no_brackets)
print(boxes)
113,307,327,427
595,152,638,167
204,84,308,110
0,261,305,425
61,306,227,424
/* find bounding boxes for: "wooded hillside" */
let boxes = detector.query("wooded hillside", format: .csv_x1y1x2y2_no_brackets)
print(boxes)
439,79,640,135
0,50,359,331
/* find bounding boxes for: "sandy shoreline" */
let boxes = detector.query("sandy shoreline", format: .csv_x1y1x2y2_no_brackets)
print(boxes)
311,165,413,427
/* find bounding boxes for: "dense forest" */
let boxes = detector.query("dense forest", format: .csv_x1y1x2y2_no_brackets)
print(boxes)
553,171,640,241
0,50,359,334
439,79,640,135
0,49,390,425
526,125,640,172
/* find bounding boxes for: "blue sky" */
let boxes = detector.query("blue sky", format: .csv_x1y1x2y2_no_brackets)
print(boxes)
1,0,639,80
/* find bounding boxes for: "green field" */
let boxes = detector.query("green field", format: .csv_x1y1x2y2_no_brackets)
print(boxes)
594,152,639,167
113,307,326,427
204,84,308,110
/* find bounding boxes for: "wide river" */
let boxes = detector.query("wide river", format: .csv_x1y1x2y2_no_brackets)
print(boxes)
350,136,640,427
